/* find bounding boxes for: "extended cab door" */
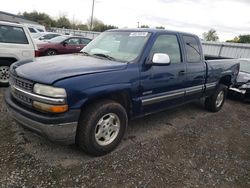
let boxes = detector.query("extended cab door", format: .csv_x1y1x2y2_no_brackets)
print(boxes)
140,33,186,114
182,35,206,101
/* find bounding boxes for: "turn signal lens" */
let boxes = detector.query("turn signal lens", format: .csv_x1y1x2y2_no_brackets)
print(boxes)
33,101,68,113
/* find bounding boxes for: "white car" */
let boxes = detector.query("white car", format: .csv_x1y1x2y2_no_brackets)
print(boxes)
0,21,37,86
33,32,62,44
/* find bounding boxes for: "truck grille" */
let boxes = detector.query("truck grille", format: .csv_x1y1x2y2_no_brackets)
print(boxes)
11,87,32,105
9,75,33,91
9,74,34,106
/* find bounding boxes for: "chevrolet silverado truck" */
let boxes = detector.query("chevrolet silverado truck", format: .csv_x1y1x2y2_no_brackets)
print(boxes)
5,29,239,156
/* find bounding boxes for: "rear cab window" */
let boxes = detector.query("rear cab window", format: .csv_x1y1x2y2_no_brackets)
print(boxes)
0,25,29,44
183,35,201,63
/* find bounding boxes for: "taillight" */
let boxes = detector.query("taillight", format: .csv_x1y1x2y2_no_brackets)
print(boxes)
35,50,39,57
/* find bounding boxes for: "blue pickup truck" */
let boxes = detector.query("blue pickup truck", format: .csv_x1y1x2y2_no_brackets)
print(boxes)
5,29,239,156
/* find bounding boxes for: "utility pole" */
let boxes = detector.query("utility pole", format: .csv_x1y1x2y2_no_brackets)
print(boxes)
137,21,140,28
90,0,95,31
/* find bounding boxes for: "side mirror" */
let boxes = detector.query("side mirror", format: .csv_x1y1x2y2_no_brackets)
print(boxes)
152,53,171,65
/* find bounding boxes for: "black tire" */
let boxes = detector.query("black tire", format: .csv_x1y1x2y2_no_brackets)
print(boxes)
205,84,227,112
77,100,128,156
0,59,13,87
45,49,57,56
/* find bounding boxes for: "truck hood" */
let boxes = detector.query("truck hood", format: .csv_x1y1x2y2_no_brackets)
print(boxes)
12,54,128,84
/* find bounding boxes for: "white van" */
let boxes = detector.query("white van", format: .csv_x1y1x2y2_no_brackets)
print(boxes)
0,21,37,86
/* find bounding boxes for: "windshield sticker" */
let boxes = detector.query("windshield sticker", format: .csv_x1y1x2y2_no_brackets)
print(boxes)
129,32,148,37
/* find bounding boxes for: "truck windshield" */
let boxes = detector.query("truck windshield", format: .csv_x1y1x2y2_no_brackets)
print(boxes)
81,31,151,62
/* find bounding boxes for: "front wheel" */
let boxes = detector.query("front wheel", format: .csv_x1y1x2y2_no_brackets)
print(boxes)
205,84,227,112
77,100,128,156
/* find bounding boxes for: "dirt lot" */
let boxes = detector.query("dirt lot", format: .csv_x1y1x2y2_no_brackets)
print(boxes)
0,87,249,187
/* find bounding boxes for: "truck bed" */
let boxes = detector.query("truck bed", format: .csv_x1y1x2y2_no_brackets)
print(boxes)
205,57,239,86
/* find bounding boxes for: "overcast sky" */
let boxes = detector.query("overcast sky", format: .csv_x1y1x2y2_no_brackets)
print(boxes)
2,0,250,41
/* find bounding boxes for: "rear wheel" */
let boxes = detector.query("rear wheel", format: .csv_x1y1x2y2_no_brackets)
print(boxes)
77,100,128,156
205,84,227,112
45,49,57,56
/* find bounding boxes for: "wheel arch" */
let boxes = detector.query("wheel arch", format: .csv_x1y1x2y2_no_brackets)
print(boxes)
80,90,133,118
219,75,232,87
0,57,18,65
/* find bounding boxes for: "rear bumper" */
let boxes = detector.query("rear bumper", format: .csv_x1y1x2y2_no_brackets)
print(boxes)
5,89,81,144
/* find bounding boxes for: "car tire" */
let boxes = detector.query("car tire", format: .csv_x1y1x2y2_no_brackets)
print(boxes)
77,100,128,156
205,84,227,112
45,49,57,56
0,60,12,87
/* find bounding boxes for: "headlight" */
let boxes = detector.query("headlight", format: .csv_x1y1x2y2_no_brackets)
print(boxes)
33,84,68,113
33,83,67,98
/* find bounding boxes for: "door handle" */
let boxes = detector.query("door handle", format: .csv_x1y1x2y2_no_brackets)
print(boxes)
179,70,186,75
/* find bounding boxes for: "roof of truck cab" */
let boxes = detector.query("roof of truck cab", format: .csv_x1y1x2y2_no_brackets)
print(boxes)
107,28,197,37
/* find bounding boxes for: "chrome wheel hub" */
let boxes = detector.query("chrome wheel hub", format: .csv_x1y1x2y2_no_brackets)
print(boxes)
95,113,120,146
216,90,224,108
0,66,10,83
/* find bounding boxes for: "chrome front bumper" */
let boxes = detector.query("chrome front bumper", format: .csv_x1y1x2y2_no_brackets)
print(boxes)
7,106,77,144
5,89,80,144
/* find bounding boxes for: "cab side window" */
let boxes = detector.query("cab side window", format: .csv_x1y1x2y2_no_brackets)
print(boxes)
65,38,80,45
151,34,181,63
183,36,201,63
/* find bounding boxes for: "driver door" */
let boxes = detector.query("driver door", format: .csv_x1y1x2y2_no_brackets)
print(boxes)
140,34,187,114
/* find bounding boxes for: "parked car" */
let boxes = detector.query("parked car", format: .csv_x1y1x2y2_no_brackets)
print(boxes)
229,59,250,101
0,21,37,86
33,32,61,41
36,36,91,56
5,29,239,156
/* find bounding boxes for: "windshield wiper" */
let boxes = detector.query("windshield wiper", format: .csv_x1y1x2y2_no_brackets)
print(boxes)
93,53,116,61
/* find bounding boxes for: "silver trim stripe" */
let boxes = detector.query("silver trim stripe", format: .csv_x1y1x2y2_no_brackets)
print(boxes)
142,82,217,106
12,85,66,105
142,91,185,106
206,82,217,89
185,85,204,95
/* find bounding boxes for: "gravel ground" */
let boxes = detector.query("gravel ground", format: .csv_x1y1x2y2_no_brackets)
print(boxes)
0,87,249,187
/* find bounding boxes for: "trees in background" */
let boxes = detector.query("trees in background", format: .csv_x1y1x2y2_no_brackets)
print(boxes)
202,29,219,42
20,11,117,32
226,35,250,43
140,25,149,28
20,11,56,28
86,17,117,32
156,26,165,29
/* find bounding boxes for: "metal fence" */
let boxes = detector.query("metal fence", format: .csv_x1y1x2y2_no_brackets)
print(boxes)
202,41,250,59
49,27,101,39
